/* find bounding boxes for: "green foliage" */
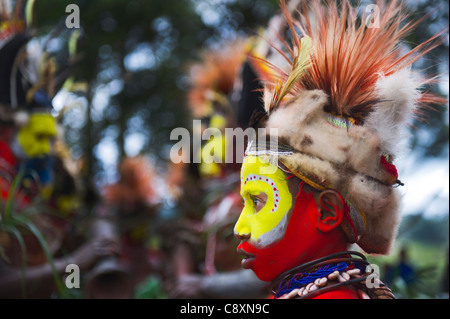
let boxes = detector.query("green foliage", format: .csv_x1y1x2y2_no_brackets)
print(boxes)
134,275,168,299
398,214,449,245
0,171,65,298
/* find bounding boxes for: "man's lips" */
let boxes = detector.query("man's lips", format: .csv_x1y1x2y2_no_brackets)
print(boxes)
237,242,255,269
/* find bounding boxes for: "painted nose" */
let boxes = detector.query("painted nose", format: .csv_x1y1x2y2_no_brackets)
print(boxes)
234,210,251,240
234,231,250,241
234,221,251,241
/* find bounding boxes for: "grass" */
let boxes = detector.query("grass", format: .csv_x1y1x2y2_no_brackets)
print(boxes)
1,169,65,298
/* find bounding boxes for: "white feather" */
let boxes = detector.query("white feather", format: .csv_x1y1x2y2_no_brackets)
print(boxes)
365,68,421,157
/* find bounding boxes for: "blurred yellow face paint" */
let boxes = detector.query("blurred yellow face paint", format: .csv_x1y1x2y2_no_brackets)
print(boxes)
17,113,57,158
234,156,292,247
198,134,227,177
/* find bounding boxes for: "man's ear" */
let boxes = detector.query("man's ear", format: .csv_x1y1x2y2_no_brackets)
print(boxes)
316,190,344,232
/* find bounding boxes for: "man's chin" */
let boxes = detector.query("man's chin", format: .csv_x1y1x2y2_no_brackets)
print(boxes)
238,242,281,282
250,261,280,282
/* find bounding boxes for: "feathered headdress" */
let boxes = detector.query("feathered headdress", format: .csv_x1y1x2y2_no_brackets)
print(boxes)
187,40,249,119
103,156,159,213
247,0,447,254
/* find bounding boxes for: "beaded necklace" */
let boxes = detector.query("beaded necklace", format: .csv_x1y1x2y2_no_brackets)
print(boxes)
271,251,395,299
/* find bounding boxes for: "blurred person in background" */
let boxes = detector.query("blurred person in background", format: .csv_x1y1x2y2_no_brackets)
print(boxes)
160,37,272,298
97,156,163,298
0,0,118,298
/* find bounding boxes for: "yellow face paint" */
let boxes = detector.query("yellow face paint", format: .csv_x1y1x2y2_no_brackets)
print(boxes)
209,114,227,129
40,184,54,200
56,195,80,217
17,113,57,158
235,156,292,247
198,134,227,177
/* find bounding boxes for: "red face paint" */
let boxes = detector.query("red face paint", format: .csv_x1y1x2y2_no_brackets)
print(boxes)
236,190,325,282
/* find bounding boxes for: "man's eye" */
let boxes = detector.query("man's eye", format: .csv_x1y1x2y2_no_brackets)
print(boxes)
250,195,266,212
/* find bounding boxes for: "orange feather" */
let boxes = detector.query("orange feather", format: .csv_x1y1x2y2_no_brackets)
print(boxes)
187,40,248,118
263,0,447,121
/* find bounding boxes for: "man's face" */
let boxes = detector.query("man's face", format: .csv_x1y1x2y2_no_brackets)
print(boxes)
234,156,321,282
15,113,57,199
235,156,293,248
17,113,56,158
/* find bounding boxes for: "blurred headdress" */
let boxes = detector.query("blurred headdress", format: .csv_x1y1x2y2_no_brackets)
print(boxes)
0,0,81,123
187,39,249,120
186,40,251,179
103,156,160,212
